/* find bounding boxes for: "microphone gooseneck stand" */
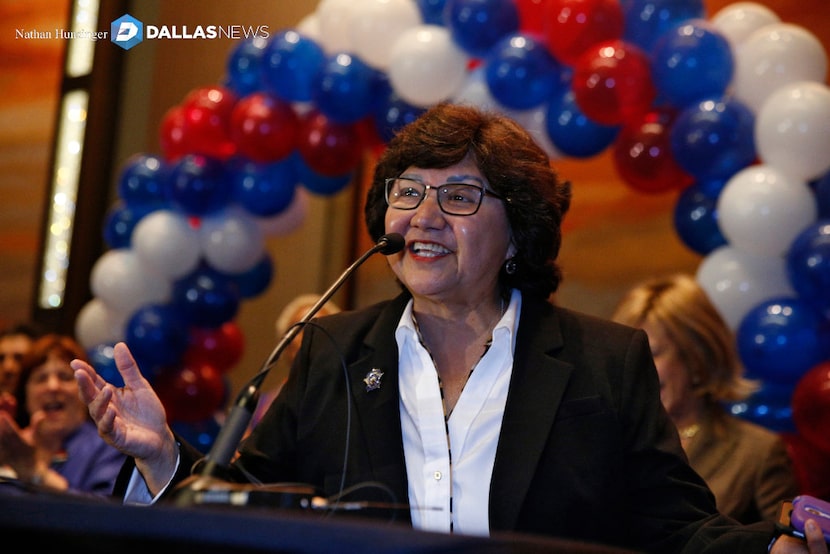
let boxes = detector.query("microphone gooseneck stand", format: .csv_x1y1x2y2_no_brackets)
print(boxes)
171,233,405,507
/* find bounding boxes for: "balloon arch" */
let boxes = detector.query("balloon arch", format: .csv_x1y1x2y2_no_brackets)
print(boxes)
76,0,830,495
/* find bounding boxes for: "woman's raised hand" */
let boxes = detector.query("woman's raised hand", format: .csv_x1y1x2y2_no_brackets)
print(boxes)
72,342,179,495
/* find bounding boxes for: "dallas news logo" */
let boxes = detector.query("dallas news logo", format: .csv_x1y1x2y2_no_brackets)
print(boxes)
111,14,143,50
109,14,270,50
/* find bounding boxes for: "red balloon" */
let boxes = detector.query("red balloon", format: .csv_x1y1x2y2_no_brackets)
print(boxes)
544,0,624,67
230,92,299,163
516,0,547,36
179,85,238,160
159,105,189,162
355,115,384,154
792,361,830,454
184,321,245,373
612,108,694,194
155,361,227,423
297,110,364,177
183,85,238,118
782,432,830,499
572,39,656,126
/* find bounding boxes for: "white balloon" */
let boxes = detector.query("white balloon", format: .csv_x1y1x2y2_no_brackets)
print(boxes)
717,164,817,257
387,25,470,107
452,67,500,111
89,248,172,317
132,209,202,279
200,207,266,274
755,81,830,181
696,245,795,330
296,13,321,42
710,2,780,48
75,298,127,349
349,0,423,70
315,0,362,54
732,23,828,113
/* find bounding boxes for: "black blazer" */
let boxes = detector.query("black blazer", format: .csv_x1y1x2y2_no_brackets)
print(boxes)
140,293,775,553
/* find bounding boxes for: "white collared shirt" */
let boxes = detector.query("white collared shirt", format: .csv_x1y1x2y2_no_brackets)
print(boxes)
396,289,520,536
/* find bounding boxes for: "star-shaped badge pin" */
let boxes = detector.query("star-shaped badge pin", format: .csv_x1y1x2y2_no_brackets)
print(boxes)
363,368,384,392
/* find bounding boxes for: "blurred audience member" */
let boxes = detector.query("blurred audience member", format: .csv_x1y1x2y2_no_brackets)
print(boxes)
0,323,41,418
274,293,343,366
611,273,799,523
0,334,125,495
249,294,342,429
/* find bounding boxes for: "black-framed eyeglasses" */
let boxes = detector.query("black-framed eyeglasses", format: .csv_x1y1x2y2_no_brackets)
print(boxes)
384,177,505,216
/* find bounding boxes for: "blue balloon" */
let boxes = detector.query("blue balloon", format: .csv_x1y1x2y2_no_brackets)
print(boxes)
651,19,734,109
669,96,756,183
166,154,233,216
261,29,326,102
173,265,241,328
737,296,830,386
117,154,169,207
485,34,564,110
230,156,297,217
225,37,268,97
311,53,377,124
623,0,705,51
232,254,274,299
728,381,796,434
811,169,830,219
417,0,447,25
787,221,830,317
125,304,190,367
672,181,728,256
696,178,728,199
293,154,353,196
545,89,620,158
444,0,520,58
103,201,157,250
87,344,124,388
373,92,426,144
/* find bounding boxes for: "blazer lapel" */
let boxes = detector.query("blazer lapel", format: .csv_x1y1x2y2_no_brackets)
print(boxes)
346,294,411,506
489,301,574,531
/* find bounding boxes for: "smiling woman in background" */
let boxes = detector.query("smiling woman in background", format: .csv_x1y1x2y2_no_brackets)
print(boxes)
0,334,125,495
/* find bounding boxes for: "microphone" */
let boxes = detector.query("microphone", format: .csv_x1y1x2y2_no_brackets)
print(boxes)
376,232,404,255
172,233,405,504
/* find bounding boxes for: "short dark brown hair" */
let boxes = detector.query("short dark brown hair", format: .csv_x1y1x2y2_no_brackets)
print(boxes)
364,103,572,299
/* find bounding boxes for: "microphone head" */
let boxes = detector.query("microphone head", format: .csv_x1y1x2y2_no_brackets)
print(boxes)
377,233,405,255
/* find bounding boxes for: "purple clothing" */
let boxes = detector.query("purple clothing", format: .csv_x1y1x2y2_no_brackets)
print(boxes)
51,420,126,496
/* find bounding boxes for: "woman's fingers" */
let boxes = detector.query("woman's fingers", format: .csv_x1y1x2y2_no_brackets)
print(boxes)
73,362,103,404
112,342,147,388
87,383,114,423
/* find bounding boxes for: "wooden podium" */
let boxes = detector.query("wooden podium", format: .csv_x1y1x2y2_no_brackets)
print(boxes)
0,481,636,553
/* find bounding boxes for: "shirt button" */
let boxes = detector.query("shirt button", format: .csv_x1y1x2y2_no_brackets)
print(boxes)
433,471,442,480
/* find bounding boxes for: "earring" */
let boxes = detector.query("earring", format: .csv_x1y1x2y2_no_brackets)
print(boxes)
504,257,518,275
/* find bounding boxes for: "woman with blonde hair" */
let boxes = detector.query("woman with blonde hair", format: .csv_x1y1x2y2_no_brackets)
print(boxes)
611,273,799,523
